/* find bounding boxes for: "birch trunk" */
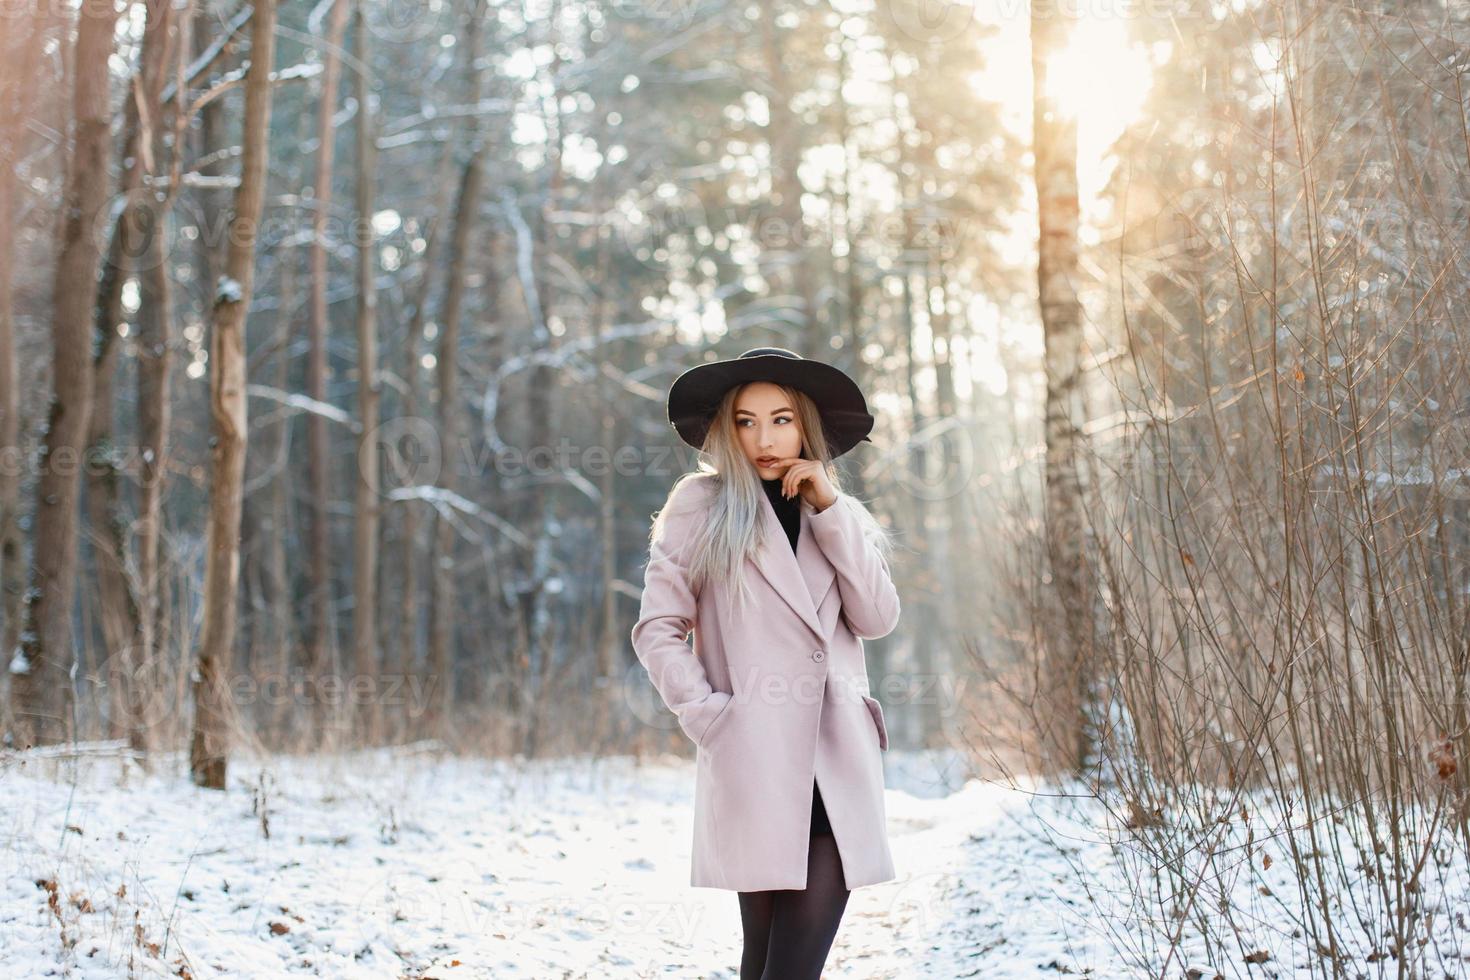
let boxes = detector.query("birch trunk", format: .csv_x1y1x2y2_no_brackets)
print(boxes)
1031,0,1095,774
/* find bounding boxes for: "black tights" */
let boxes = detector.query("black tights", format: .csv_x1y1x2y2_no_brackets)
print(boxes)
736,833,850,980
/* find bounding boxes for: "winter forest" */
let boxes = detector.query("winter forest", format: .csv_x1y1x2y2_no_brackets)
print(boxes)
3,0,1470,976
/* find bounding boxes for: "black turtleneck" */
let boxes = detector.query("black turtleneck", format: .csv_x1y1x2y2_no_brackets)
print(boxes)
761,476,801,554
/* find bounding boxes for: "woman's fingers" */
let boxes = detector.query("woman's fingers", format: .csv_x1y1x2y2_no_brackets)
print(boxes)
777,458,812,498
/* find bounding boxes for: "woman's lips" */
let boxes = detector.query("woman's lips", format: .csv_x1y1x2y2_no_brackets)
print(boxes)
757,457,779,466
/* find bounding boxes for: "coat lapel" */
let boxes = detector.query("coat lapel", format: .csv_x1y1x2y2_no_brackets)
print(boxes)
752,489,837,639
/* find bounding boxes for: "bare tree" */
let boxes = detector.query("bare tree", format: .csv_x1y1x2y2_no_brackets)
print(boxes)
10,0,123,748
305,0,351,738
0,0,49,740
428,152,483,734
86,0,186,754
1031,0,1095,774
428,0,489,737
191,0,280,789
132,0,193,755
390,138,456,744
351,0,382,742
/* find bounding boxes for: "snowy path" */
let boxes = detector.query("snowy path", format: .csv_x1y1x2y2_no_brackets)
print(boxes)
1,745,1107,978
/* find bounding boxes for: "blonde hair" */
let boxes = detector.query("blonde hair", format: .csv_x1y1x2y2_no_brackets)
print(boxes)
649,381,895,618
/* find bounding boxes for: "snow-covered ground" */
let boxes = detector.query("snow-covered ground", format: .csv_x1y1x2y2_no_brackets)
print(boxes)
6,743,1467,978
1,742,1112,978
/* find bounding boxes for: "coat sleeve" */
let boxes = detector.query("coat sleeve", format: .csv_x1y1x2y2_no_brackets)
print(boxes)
630,479,731,746
806,490,901,640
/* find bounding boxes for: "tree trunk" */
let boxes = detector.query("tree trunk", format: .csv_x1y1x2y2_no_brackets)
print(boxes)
1031,0,1095,775
191,0,278,789
305,0,351,743
393,138,456,744
891,97,937,748
929,258,971,672
592,113,619,710
133,0,183,757
428,0,489,740
517,4,567,758
429,150,484,737
836,34,869,502
351,0,382,745
264,239,297,748
11,0,122,748
87,246,143,743
899,228,938,747
88,0,179,755
0,0,48,742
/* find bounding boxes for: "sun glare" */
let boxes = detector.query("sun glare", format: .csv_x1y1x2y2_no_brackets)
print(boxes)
1044,17,1155,203
973,6,1157,207
963,6,1162,363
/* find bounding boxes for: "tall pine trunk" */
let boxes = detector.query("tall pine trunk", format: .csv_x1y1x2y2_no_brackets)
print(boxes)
305,0,351,743
428,0,489,738
11,0,122,748
0,0,48,742
429,150,483,736
191,0,278,788
351,0,382,744
392,138,455,743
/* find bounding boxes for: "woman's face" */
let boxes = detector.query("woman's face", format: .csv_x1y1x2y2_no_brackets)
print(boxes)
733,382,804,477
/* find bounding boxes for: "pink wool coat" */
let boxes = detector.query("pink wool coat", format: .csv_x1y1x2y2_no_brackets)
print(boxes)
631,473,901,891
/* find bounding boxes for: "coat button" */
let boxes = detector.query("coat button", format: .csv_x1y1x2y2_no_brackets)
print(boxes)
811,649,825,662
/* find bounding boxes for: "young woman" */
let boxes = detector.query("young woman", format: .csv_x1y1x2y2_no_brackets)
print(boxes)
631,346,901,980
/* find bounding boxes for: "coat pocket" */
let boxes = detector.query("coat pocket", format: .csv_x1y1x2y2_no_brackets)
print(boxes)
861,694,889,752
695,690,736,748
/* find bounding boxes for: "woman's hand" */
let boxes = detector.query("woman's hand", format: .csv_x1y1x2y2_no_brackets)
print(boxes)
773,457,838,512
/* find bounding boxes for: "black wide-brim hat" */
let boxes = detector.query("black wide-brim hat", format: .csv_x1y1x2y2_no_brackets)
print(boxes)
667,347,875,458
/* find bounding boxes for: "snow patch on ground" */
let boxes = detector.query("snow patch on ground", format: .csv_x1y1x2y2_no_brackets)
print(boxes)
7,744,1463,977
